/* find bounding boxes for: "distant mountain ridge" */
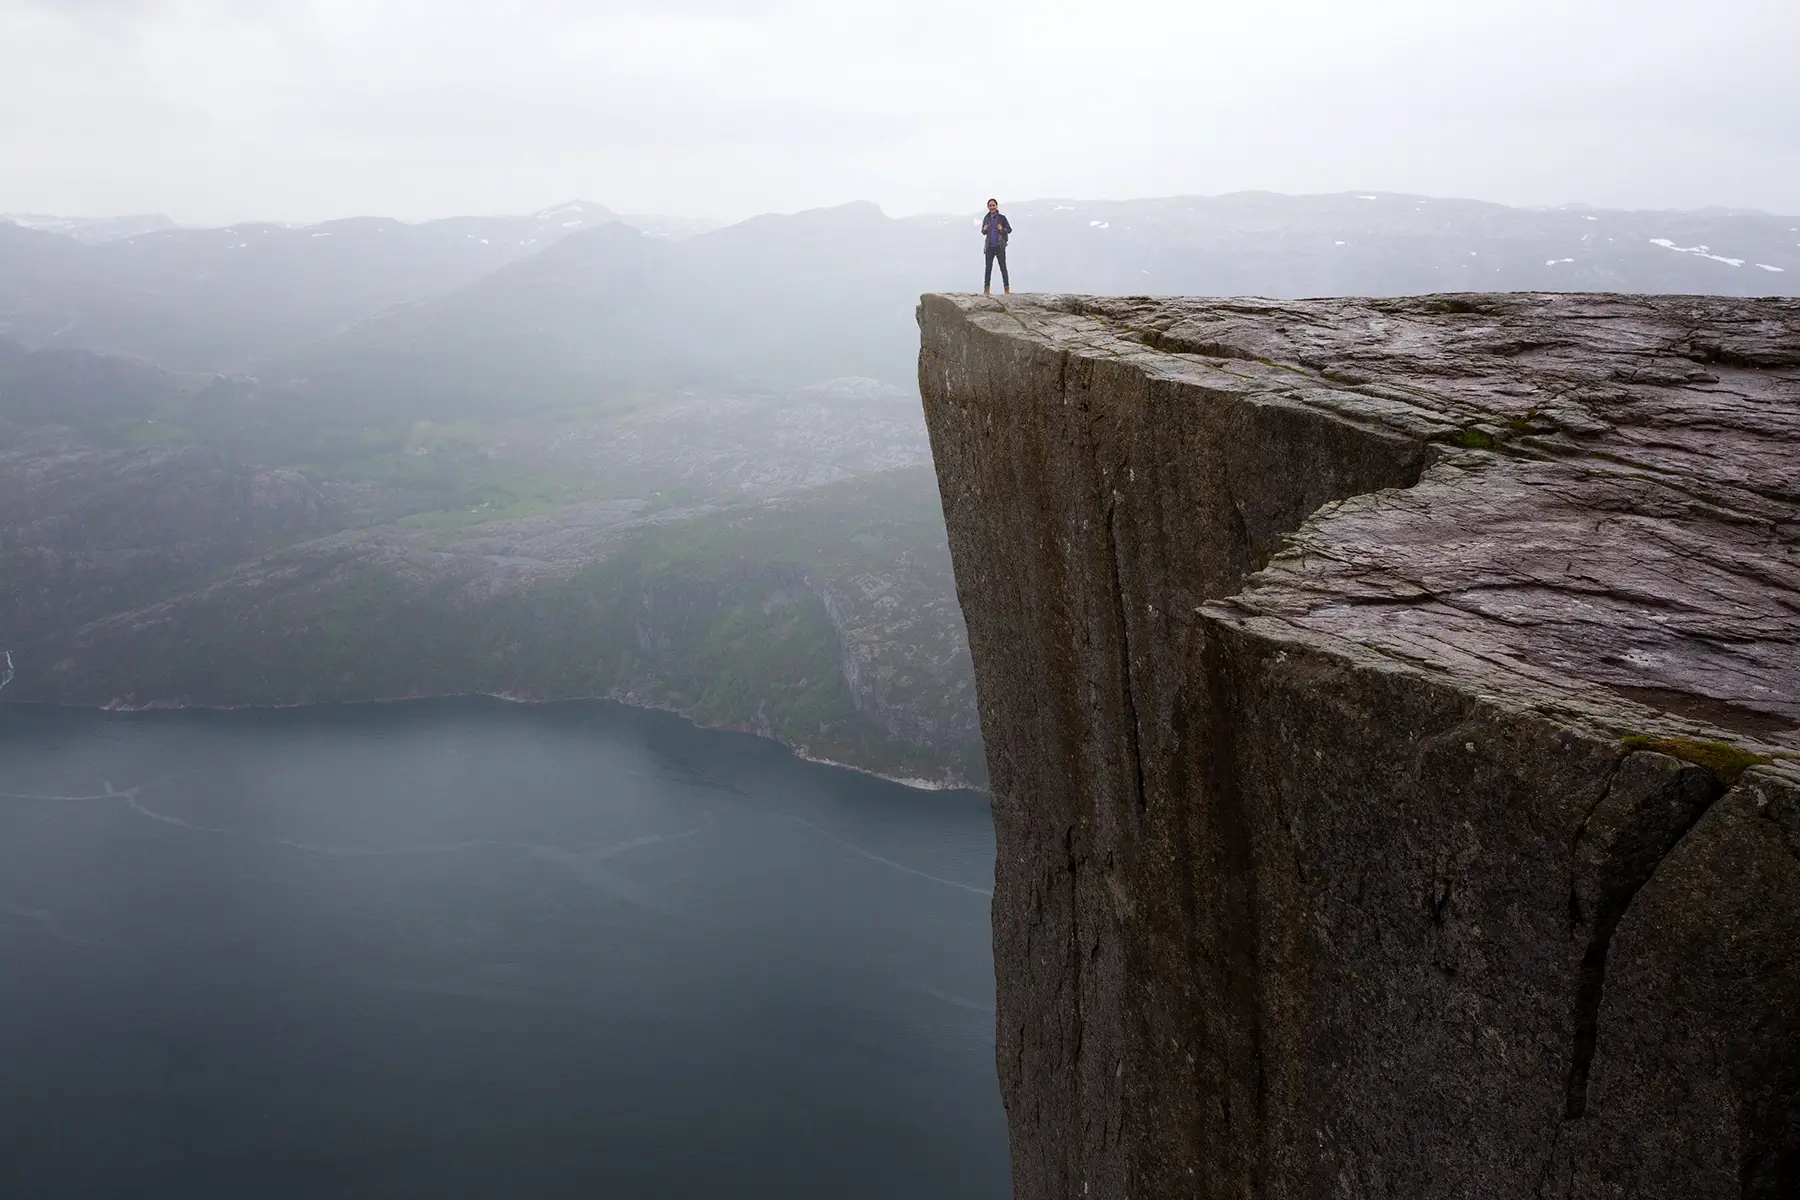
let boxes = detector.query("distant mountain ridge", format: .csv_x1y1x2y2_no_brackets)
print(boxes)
273,200,959,416
0,200,625,371
904,190,1798,297
3,190,1793,388
1,213,180,243
266,192,1800,426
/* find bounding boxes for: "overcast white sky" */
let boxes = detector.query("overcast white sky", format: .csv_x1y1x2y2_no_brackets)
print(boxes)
3,0,1796,226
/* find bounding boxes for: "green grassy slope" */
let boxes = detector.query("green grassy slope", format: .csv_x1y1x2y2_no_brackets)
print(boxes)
17,469,983,786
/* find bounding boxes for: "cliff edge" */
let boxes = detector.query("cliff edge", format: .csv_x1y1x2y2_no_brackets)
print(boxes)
918,291,1799,1199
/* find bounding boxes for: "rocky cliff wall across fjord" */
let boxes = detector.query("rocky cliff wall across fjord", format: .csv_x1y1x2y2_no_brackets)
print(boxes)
918,291,1800,1199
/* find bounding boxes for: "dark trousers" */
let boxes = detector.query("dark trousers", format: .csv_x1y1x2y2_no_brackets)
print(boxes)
984,245,1009,289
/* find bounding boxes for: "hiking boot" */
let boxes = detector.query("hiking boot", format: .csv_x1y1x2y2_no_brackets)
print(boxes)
983,286,990,296
1004,284,1011,294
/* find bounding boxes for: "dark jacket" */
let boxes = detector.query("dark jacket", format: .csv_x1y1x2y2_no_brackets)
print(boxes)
982,211,1012,249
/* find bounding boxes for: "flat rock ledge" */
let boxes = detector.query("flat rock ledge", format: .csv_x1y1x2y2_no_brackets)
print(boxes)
918,292,1799,1199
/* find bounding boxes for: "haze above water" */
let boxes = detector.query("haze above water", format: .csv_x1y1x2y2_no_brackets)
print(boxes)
0,701,1008,1199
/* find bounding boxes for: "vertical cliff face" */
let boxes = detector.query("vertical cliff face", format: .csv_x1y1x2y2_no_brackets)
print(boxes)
918,292,1800,1199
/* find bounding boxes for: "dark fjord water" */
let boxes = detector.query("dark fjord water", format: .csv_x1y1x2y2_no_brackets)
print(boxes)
0,700,1008,1199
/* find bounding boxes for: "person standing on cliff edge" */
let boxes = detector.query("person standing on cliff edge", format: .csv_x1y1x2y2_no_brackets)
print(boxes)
981,198,1012,295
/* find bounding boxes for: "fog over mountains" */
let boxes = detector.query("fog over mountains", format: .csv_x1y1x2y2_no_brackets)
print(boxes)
2,191,1794,782
0,201,625,371
0,213,183,244
4,192,1795,377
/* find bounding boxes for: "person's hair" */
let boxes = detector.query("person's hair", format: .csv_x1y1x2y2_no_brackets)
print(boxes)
986,198,997,205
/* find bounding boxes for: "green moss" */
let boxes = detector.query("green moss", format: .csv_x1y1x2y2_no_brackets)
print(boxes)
1620,735,1774,786
1460,427,1497,449
1254,358,1314,378
1506,407,1546,435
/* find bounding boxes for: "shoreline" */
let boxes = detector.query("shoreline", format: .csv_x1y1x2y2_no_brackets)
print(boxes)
5,689,987,796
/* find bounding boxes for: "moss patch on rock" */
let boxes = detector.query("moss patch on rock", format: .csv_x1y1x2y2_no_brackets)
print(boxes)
1621,735,1774,786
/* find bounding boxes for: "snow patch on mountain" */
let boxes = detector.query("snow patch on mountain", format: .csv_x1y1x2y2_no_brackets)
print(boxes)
1650,238,1745,267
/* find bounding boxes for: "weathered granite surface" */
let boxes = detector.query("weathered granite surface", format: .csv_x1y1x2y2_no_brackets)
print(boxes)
918,291,1799,1199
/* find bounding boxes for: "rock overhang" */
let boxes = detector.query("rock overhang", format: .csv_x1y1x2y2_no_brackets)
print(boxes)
918,288,1800,1198
922,290,1799,780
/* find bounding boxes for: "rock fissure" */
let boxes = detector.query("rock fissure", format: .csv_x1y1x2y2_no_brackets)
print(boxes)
1066,825,1086,1082
1104,494,1151,814
1564,755,1726,1120
1569,755,1629,863
1199,625,1267,1197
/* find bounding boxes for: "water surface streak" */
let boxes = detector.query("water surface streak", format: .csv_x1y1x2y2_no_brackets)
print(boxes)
0,699,1007,1199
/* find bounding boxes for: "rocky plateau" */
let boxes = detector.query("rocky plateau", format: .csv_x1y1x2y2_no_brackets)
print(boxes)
920,290,1799,1198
